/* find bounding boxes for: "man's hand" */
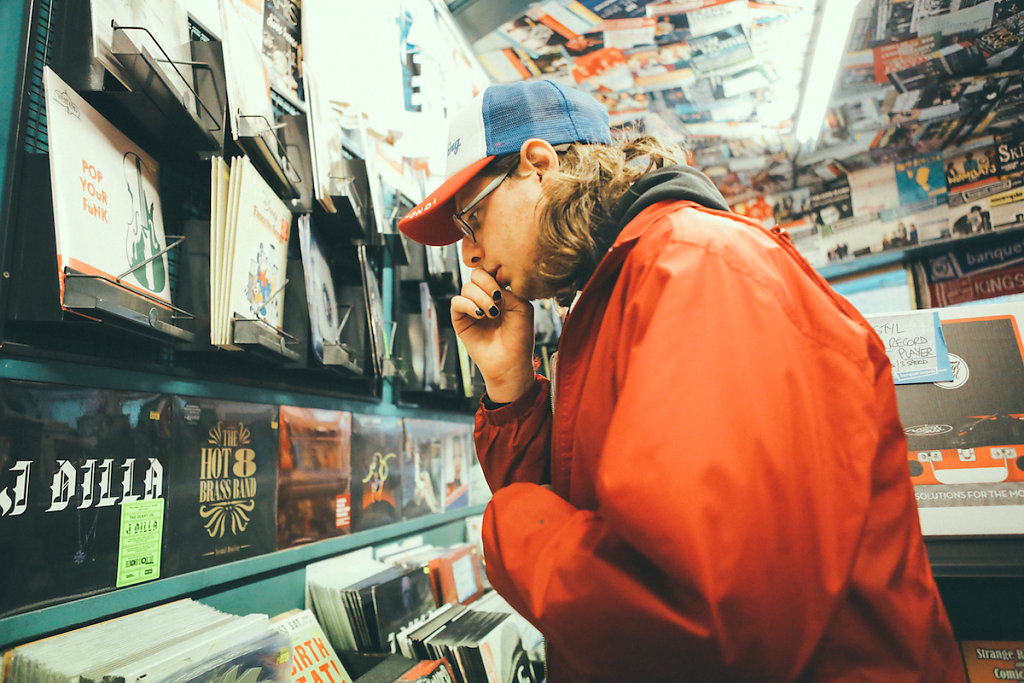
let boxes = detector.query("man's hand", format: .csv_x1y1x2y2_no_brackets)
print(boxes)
451,268,536,403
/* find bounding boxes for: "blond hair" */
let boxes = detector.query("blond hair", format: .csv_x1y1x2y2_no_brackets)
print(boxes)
482,136,688,305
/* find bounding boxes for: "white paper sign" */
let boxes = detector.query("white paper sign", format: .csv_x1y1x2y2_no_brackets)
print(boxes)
867,310,954,384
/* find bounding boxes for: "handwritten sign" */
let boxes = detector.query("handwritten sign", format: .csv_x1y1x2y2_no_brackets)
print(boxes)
867,311,954,384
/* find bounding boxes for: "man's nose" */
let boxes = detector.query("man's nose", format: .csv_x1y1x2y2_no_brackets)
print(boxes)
461,236,482,267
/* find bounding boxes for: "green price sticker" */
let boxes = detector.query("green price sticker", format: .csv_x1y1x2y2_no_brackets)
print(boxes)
116,498,164,588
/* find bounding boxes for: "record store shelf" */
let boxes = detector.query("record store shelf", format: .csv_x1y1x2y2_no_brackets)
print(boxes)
0,501,485,650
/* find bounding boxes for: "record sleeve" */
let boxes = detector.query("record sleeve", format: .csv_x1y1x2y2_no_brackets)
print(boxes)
350,414,403,531
440,422,471,511
277,405,352,549
401,419,444,519
270,608,354,683
88,0,194,113
0,381,171,618
224,157,293,339
42,67,172,305
164,396,278,575
298,216,343,364
894,303,1024,535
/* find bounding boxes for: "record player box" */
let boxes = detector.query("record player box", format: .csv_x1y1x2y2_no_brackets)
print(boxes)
894,302,1024,488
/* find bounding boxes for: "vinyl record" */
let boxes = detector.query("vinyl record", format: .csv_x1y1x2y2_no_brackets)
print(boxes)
311,249,342,345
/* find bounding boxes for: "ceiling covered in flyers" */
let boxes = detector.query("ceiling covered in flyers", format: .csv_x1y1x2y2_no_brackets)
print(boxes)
461,0,1024,205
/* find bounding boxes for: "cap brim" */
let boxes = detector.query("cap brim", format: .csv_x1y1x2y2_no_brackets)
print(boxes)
398,156,495,246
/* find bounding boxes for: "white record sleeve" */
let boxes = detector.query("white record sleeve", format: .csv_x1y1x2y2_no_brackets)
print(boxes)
225,157,292,333
43,67,172,305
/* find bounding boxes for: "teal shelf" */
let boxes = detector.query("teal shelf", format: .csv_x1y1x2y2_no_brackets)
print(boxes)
0,503,486,649
0,356,474,423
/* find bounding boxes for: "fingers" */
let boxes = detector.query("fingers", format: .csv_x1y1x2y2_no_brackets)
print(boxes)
470,268,505,307
450,294,487,324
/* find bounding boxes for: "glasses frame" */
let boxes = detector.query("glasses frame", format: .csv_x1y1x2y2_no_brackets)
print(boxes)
453,167,515,243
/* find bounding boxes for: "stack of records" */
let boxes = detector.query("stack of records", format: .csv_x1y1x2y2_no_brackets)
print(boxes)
209,155,293,348
305,551,436,655
358,655,456,683
393,602,537,683
4,599,290,682
42,66,173,309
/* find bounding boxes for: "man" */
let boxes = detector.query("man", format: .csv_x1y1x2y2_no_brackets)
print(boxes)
399,80,963,682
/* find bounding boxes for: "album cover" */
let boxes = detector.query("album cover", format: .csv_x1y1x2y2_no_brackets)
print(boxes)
220,0,275,141
270,608,354,683
261,0,303,107
164,396,278,575
960,640,1024,682
440,422,472,511
401,418,445,520
210,155,293,347
368,565,438,653
0,381,171,618
945,144,1004,205
688,24,755,75
88,0,194,112
894,151,949,209
996,134,1024,179
42,67,172,306
298,215,343,364
3,599,290,681
894,303,1024,535
810,178,854,228
277,406,352,550
359,245,390,377
350,414,403,531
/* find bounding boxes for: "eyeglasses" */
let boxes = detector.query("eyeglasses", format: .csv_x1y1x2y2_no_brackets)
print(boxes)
453,168,513,243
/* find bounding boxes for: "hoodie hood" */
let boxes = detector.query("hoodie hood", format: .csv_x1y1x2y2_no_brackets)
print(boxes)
600,164,730,249
556,164,731,303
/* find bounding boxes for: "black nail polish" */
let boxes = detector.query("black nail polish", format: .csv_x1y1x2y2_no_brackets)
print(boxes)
493,290,502,302
475,308,485,317
488,306,499,317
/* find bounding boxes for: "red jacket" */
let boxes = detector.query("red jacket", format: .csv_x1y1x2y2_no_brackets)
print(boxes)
475,201,964,681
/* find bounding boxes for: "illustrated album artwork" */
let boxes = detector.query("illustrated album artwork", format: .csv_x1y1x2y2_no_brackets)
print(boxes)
350,414,403,531
894,302,1024,536
42,67,172,306
209,154,293,347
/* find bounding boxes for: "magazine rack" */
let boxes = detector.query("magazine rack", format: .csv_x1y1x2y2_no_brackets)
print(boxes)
326,155,374,239
107,23,225,153
236,112,303,200
231,314,303,363
381,320,400,379
320,303,366,375
60,236,196,343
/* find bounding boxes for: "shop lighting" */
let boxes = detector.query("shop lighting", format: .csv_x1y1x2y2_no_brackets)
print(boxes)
793,0,859,147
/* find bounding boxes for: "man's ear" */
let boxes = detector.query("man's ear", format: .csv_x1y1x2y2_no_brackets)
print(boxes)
518,138,560,177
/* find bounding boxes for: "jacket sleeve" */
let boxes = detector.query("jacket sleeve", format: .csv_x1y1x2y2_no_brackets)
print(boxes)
481,228,891,680
473,375,553,491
